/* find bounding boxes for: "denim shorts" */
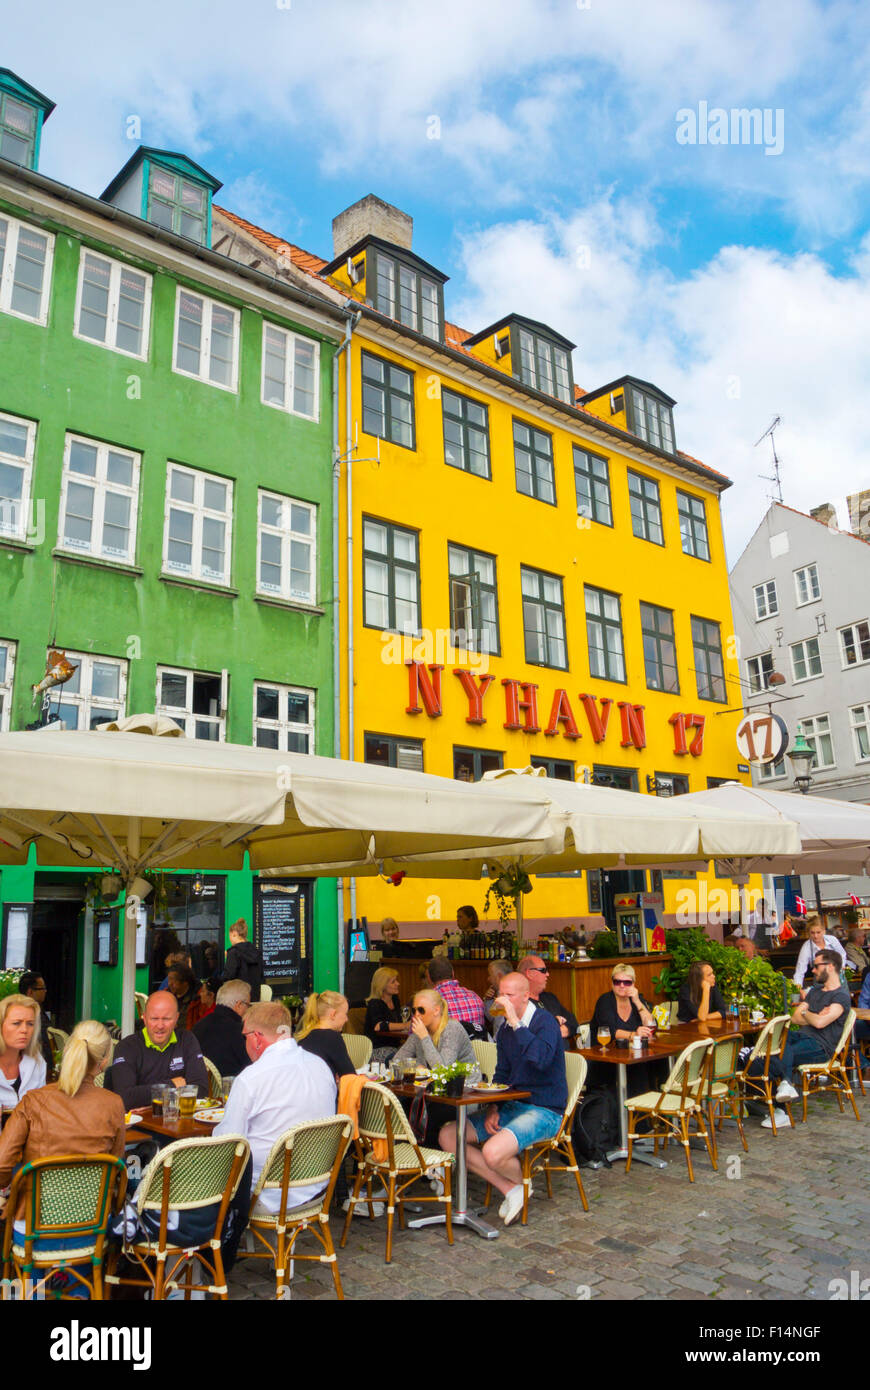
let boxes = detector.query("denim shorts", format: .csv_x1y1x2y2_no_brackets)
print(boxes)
468,1099,562,1149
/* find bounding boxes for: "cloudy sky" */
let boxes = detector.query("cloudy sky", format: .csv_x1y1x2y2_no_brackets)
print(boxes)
7,0,870,560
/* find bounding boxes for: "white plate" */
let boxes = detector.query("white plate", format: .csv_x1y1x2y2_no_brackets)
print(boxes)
195,1107,225,1123
474,1082,509,1092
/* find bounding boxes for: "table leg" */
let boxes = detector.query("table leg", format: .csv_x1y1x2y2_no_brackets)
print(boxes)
606,1062,667,1169
406,1112,502,1240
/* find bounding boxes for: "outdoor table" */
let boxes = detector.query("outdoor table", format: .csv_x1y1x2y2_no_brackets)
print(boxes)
385,1082,530,1240
128,1106,219,1141
856,1008,870,1021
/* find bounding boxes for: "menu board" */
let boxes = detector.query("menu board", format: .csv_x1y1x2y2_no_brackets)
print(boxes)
253,880,312,992
93,906,119,966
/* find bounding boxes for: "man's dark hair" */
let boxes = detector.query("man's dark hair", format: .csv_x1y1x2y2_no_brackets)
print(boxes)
814,949,841,967
167,964,197,992
18,971,44,995
427,957,455,984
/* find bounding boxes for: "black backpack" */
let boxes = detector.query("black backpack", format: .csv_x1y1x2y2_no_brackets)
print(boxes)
572,1088,619,1167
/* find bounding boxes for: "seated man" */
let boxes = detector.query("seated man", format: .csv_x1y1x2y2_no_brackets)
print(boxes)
761,950,853,1129
213,1001,337,1214
193,980,251,1076
856,968,870,1079
518,955,579,1046
724,935,758,960
426,956,486,1038
106,991,208,1108
439,972,566,1226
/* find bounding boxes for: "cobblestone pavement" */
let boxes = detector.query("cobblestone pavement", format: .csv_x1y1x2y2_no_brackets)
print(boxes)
227,1086,869,1302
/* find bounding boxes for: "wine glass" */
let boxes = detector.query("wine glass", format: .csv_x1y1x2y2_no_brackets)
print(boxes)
597,1026,611,1051
401,1006,411,1023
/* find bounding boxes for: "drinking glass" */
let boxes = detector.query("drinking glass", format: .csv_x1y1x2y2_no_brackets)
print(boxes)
221,1076,235,1105
164,1088,180,1123
597,1027,611,1050
150,1083,168,1118
401,1006,411,1023
178,1085,197,1118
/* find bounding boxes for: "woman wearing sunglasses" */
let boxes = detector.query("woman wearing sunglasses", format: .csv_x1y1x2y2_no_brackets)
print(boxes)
393,990,476,1148
587,964,660,1096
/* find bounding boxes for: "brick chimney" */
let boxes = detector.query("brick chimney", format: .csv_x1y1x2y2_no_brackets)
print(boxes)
847,490,870,540
332,195,413,260
810,502,837,528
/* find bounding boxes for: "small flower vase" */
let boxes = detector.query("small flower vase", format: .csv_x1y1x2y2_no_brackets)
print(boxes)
445,1074,465,1097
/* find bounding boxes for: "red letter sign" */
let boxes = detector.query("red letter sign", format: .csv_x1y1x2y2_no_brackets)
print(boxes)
453,670,495,725
544,689,581,740
405,662,443,717
618,702,647,750
578,694,613,744
502,679,541,733
669,712,688,756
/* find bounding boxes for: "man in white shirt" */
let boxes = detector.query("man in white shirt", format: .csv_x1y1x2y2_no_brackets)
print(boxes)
214,1001,336,1214
792,916,847,988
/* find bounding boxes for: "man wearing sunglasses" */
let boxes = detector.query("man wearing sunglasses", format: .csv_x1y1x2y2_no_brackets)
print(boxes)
518,956,579,1047
757,950,852,1129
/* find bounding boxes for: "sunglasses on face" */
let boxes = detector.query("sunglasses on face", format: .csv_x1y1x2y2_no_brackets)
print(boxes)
413,1006,427,1014
530,965,549,973
613,979,633,986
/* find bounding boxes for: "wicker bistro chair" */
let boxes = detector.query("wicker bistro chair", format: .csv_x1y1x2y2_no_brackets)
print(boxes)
798,1008,861,1123
339,1082,454,1263
471,1038,497,1080
106,1134,250,1301
343,1033,373,1071
2,1153,127,1301
735,1014,793,1135
46,1027,69,1066
482,1051,590,1224
625,1038,716,1182
203,1056,223,1101
238,1115,353,1299
700,1033,748,1162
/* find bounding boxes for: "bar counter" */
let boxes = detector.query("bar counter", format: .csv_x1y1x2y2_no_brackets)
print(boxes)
378,953,670,1022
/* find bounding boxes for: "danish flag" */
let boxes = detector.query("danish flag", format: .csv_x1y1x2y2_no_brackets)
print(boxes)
850,893,861,906
794,895,807,915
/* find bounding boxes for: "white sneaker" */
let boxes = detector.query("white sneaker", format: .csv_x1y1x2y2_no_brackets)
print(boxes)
501,1184,525,1226
498,1182,532,1218
775,1081,799,1102
761,1108,793,1129
341,1198,385,1218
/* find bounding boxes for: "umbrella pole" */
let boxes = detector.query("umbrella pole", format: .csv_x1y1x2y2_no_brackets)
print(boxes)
121,888,137,1038
516,889,524,946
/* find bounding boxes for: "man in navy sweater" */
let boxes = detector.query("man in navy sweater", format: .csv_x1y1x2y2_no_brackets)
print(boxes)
439,972,566,1226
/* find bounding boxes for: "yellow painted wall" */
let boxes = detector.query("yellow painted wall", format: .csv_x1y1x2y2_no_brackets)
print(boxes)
581,387,628,434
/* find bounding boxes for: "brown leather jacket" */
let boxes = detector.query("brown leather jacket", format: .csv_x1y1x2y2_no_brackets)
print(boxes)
0,1077,126,1220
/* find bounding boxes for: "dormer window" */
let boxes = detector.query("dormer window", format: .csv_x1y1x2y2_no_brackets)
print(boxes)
0,70,55,171
148,168,208,243
627,384,675,453
371,247,442,341
100,149,221,250
515,327,573,404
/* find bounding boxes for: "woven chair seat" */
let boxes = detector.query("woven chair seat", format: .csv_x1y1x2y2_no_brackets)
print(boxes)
12,1240,96,1262
250,1196,323,1225
364,1143,454,1172
625,1091,698,1113
798,1062,832,1073
705,1080,732,1099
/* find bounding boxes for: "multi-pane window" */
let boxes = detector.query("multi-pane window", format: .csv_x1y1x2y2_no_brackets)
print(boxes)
163,464,233,586
361,352,415,449
261,323,319,421
677,491,710,560
448,544,499,654
839,620,870,668
746,652,774,694
257,492,315,605
74,250,151,358
514,328,572,404
0,640,16,732
850,704,870,762
0,214,53,323
513,420,555,505
573,447,612,526
59,435,140,565
758,755,786,781
753,580,778,620
453,747,503,782
173,289,239,391
794,563,820,605
157,667,225,741
442,389,490,478
627,471,663,544
530,757,574,781
797,714,835,770
253,683,315,753
521,567,567,669
365,733,423,772
691,616,726,701
0,412,35,543
363,518,419,632
652,773,690,796
790,636,822,683
586,586,626,683
639,602,678,692
372,250,441,341
0,93,37,167
627,386,674,452
51,651,127,730
147,167,208,244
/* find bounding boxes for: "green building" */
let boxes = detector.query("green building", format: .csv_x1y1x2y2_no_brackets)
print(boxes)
0,69,350,1027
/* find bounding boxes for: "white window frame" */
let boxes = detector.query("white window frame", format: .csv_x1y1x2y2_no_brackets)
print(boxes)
163,463,233,587
260,322,320,422
0,213,54,325
794,563,821,607
0,411,36,543
850,703,870,763
753,579,778,620
252,681,315,753
790,636,823,683
156,665,227,741
58,434,140,565
172,287,239,392
746,652,773,694
47,650,128,730
256,490,316,605
0,638,16,731
797,713,835,770
73,247,152,360
758,755,787,782
839,619,870,670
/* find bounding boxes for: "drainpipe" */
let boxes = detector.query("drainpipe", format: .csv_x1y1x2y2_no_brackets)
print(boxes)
345,309,363,946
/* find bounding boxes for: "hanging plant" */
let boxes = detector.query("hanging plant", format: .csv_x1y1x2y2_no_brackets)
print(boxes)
483,864,533,929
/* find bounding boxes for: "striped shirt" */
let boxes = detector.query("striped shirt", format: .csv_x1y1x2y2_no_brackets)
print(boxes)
437,978,486,1029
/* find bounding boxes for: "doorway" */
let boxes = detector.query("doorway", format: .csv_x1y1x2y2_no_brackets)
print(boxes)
600,869,648,931
31,895,84,1032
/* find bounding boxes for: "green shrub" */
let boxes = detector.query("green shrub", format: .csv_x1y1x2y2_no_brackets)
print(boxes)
0,969,24,1001
588,929,619,959
653,928,786,1015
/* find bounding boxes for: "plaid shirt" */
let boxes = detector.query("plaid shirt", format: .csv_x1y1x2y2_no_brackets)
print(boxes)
437,978,485,1029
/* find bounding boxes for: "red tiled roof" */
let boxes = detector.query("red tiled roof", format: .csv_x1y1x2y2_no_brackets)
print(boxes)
775,501,870,548
214,205,329,278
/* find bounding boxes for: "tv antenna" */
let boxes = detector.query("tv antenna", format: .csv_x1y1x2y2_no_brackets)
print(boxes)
755,415,783,502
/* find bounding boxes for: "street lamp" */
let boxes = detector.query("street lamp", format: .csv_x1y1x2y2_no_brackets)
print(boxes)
788,732,815,795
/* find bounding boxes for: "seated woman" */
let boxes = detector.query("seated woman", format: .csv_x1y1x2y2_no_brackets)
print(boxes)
677,961,726,1023
0,993,47,1113
393,990,476,1146
364,967,409,1059
587,964,661,1097
295,990,356,1079
185,974,221,1032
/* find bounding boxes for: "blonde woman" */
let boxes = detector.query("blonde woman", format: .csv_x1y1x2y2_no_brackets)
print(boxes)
394,990,476,1147
364,967,409,1047
0,1020,125,1231
295,991,356,1078
0,993,46,1111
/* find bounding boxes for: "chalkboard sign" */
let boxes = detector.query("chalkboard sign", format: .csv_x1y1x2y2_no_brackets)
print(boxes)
93,906,120,967
253,879,312,994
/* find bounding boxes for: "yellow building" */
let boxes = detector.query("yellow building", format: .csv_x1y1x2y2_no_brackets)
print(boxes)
215,196,753,941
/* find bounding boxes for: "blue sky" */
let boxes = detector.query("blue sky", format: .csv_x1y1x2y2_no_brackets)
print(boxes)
6,0,870,558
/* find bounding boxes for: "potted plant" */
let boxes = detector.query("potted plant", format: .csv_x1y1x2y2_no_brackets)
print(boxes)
484,865,532,929
429,1061,472,1097
282,994,303,1026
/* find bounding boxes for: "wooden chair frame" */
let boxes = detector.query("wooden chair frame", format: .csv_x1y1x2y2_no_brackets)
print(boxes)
625,1038,716,1182
701,1033,748,1162
798,1008,861,1123
203,1056,223,1101
735,1014,793,1135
